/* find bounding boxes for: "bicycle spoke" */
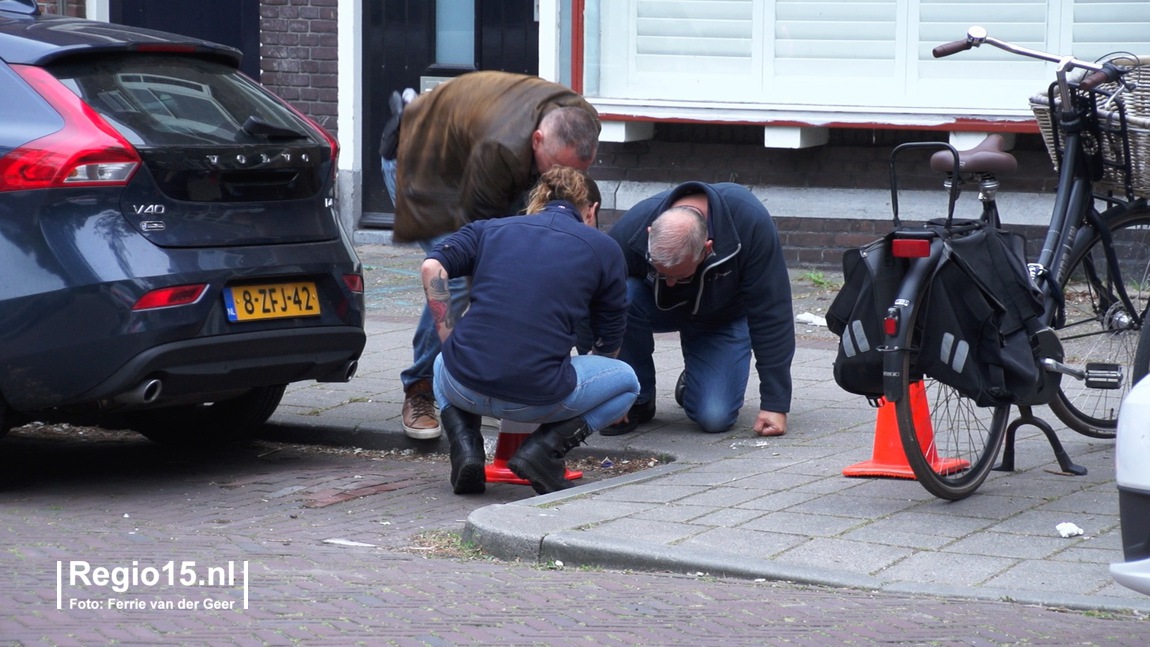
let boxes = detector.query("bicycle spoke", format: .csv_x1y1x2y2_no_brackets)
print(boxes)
1052,215,1150,437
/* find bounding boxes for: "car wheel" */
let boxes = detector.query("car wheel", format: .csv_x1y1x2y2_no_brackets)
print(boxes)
126,385,287,446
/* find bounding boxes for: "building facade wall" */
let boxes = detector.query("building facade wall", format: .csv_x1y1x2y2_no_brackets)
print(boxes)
259,0,340,138
38,1,85,16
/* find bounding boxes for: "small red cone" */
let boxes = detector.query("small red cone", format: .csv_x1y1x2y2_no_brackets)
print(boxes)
484,421,583,485
843,381,969,479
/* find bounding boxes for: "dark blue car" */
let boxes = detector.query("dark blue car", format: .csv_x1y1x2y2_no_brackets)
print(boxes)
0,1,365,444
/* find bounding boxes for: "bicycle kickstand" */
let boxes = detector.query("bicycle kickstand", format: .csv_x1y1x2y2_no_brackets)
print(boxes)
994,405,1088,475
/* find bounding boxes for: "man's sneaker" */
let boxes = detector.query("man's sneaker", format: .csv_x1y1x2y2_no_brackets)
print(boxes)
674,370,686,408
601,398,656,436
402,380,441,439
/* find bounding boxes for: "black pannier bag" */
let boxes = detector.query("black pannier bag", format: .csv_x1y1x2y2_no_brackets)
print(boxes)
827,220,1047,406
917,221,1046,407
826,232,906,399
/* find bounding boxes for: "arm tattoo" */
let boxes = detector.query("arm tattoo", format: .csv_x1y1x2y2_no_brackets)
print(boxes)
425,271,453,332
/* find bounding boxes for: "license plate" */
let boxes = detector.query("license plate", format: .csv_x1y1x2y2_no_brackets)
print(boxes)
224,281,321,322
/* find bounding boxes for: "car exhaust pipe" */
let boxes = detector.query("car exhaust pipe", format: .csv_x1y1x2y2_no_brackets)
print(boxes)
117,378,163,405
318,360,358,383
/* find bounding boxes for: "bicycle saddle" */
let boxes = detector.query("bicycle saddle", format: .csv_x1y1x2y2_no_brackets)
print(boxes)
929,134,1018,175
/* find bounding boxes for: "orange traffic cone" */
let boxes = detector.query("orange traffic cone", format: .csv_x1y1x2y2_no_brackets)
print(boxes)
842,381,968,479
484,420,583,485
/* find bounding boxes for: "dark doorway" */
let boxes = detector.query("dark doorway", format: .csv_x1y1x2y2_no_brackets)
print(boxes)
361,0,540,225
109,0,260,81
477,0,539,74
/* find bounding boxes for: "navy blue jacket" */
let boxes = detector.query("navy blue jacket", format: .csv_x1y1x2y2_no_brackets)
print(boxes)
609,182,794,413
429,201,628,405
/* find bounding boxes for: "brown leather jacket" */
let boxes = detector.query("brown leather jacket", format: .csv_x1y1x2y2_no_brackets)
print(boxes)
392,71,599,243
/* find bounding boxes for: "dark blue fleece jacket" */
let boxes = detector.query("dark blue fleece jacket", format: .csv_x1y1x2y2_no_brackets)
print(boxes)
429,201,628,405
608,182,795,413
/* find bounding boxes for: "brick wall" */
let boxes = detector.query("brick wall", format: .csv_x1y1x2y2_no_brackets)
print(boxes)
595,126,1058,194
599,210,1049,272
595,125,1058,271
37,1,84,16
259,0,339,137
774,217,1047,271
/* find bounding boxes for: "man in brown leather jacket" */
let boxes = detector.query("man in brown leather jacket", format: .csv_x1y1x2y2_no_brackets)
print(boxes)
392,71,600,439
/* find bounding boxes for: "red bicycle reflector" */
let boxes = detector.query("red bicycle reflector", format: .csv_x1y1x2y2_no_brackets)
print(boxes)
884,307,899,336
133,284,207,311
891,239,930,258
883,316,899,336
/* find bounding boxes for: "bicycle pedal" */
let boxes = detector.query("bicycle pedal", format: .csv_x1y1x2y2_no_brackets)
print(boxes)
1084,362,1123,390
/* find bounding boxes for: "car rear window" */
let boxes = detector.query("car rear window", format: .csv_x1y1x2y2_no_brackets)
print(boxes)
45,54,322,149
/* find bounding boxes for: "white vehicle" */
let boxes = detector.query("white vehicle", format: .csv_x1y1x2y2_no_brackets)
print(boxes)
1111,374,1150,595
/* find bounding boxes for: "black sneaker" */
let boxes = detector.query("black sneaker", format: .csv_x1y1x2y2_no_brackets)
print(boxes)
674,371,686,408
601,398,656,436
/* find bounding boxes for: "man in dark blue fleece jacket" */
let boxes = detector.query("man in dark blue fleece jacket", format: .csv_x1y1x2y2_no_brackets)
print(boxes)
605,181,795,437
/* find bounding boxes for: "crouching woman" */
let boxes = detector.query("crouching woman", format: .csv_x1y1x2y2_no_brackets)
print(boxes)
421,166,639,495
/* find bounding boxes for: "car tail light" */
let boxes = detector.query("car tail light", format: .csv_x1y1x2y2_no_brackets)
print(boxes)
0,65,140,192
279,97,340,163
133,284,207,311
343,274,364,293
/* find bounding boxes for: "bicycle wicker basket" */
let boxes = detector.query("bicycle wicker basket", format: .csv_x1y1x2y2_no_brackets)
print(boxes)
1030,56,1150,199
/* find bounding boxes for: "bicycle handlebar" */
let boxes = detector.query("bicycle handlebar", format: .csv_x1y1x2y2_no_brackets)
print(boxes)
932,26,1107,75
932,38,975,58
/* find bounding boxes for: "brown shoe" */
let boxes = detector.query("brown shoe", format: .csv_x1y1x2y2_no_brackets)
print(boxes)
402,380,441,439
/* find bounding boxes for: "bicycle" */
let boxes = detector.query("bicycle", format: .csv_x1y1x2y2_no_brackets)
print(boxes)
863,27,1150,500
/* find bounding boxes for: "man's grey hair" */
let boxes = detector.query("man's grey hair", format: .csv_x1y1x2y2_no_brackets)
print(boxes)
539,107,599,162
648,206,708,267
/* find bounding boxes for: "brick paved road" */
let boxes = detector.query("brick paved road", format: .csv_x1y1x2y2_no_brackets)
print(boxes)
2,427,1147,645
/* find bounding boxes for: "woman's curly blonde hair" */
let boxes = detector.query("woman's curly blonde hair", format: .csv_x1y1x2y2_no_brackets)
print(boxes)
524,166,601,215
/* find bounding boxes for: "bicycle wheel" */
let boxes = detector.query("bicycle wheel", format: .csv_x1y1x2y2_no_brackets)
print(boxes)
1050,207,1150,438
893,291,1010,500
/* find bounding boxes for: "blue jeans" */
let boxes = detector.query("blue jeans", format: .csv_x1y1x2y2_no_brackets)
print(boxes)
619,277,751,433
381,157,398,204
400,233,471,390
433,354,639,433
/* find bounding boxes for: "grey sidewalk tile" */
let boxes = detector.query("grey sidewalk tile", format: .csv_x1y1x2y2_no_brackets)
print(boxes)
733,490,823,513
1052,541,1125,565
687,506,767,528
914,492,1043,521
940,531,1067,560
839,524,955,551
877,551,1017,588
545,498,656,524
741,510,868,538
726,469,827,491
1034,487,1121,515
631,503,721,524
862,510,996,539
777,537,912,574
582,518,701,545
982,559,1115,596
676,527,808,559
591,483,710,504
786,492,921,519
676,485,777,508
991,509,1118,537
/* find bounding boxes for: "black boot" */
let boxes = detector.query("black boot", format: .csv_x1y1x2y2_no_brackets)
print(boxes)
440,407,486,494
507,417,592,495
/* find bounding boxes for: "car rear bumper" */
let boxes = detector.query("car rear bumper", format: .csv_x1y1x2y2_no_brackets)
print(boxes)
1111,486,1150,596
69,326,366,409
